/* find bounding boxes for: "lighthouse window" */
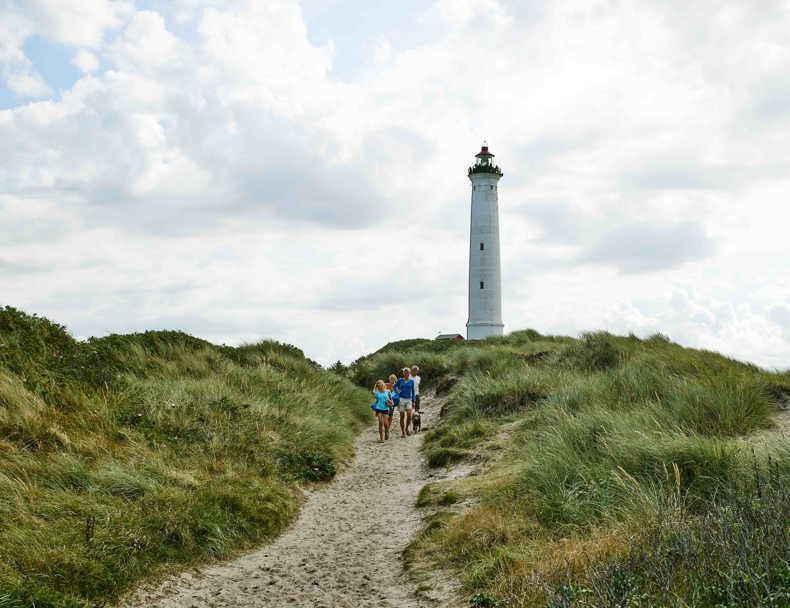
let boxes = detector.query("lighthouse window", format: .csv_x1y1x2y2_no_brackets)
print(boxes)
480,281,485,289
480,242,484,250
490,185,494,190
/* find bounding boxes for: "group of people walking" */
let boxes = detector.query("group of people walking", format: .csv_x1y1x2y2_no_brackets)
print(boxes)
371,365,421,442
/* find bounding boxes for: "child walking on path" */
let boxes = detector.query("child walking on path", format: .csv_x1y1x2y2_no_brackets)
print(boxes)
388,374,400,421
371,380,393,442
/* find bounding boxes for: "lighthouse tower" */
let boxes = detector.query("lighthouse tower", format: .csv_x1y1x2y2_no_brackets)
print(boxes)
467,143,504,340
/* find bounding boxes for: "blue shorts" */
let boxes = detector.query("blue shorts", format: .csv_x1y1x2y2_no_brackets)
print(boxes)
374,408,389,416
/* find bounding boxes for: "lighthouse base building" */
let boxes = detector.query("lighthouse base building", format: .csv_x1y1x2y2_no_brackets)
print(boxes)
466,144,504,340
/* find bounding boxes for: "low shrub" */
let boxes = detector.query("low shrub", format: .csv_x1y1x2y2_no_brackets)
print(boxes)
665,371,774,436
276,448,337,482
425,447,468,468
469,593,507,608
452,368,557,417
426,418,498,450
560,332,623,372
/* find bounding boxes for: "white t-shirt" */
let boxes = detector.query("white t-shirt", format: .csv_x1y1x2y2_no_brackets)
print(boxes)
412,375,421,396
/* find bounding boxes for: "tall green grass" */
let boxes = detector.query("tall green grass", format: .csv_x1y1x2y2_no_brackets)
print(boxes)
0,306,369,607
346,330,572,392
357,330,790,607
546,455,790,607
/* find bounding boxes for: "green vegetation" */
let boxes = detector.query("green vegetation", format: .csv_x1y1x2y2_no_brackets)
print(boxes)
353,331,790,607
0,306,369,607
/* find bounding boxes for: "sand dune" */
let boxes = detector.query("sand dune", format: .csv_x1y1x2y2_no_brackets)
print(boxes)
121,396,458,608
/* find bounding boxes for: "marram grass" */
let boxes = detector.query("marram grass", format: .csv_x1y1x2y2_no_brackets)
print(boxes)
353,330,790,607
0,306,369,607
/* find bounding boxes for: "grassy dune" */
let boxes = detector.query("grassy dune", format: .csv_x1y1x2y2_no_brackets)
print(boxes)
348,331,790,607
0,306,369,607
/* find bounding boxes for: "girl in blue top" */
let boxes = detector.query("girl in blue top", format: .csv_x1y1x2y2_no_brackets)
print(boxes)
372,380,393,442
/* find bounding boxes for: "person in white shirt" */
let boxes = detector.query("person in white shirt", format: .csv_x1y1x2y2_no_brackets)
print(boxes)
411,365,422,411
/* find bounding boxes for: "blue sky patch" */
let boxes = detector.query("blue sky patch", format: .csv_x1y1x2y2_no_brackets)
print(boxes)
302,0,439,79
0,82,21,110
23,35,80,95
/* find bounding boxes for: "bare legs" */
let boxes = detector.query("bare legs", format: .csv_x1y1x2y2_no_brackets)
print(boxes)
376,411,386,442
399,404,413,437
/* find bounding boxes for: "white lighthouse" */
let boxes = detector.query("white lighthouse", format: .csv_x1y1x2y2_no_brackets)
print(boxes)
467,143,504,340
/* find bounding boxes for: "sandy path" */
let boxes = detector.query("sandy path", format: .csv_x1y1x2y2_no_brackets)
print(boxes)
746,407,790,447
121,397,453,608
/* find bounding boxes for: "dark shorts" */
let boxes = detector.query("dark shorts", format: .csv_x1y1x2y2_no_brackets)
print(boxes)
389,404,398,417
374,408,389,416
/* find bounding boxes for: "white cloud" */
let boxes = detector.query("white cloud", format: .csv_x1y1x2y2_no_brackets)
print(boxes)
1,1,790,370
108,10,182,71
582,221,717,274
0,8,45,98
73,49,99,73
4,70,51,98
0,1,131,97
196,2,334,117
372,37,393,65
435,0,511,28
23,0,132,48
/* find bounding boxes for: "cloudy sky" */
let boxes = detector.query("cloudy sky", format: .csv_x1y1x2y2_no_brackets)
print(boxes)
1,1,789,368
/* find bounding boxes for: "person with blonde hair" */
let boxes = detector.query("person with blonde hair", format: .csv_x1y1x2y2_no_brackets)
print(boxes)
394,367,415,437
388,373,400,420
371,379,393,442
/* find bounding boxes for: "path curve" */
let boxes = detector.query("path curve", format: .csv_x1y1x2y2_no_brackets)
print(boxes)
121,397,454,608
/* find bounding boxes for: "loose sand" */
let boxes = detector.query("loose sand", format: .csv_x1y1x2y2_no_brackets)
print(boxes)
121,396,459,608
746,405,790,447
